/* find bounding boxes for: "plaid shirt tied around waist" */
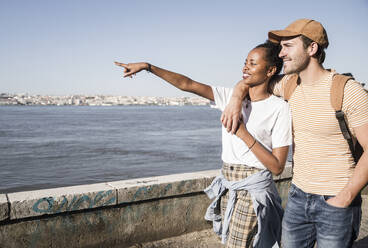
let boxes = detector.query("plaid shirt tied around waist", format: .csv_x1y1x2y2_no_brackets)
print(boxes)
204,169,283,247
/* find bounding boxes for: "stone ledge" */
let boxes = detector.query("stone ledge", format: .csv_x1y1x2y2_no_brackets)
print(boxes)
110,170,220,204
7,183,116,219
0,194,9,221
111,164,292,204
3,165,293,221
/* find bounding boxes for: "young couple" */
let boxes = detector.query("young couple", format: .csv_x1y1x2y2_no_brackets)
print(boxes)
116,19,368,248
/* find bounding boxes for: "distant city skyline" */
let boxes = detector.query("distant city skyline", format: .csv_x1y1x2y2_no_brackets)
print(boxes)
0,93,210,106
1,0,367,96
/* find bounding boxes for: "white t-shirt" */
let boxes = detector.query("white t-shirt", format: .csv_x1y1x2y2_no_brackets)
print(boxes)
211,86,292,169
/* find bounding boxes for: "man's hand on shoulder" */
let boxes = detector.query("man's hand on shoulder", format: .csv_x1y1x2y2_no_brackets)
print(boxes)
221,97,243,134
221,80,249,134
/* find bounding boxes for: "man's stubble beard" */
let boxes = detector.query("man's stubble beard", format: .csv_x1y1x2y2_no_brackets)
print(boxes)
283,54,310,75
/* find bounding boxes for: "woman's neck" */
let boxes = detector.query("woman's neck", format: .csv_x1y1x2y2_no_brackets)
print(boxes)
248,84,270,102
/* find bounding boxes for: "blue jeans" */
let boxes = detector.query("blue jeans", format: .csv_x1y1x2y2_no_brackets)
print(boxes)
282,184,361,248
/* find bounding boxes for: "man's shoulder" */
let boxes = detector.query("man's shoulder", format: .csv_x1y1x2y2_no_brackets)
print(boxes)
343,79,368,104
344,79,365,90
270,74,294,97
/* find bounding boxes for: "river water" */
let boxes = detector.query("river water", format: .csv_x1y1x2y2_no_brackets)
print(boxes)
0,105,222,193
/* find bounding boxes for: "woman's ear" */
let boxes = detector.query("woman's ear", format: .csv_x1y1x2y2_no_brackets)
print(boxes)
267,66,277,78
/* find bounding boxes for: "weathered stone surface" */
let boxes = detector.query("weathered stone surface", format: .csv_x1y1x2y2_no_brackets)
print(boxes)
5,165,293,221
128,229,223,248
111,164,292,205
0,194,9,221
7,183,116,219
0,168,296,247
0,193,212,248
109,170,220,204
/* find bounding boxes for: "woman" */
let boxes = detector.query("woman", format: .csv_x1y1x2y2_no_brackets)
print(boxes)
115,40,291,248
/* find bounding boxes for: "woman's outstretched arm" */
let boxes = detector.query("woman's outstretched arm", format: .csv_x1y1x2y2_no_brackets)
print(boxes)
115,62,214,101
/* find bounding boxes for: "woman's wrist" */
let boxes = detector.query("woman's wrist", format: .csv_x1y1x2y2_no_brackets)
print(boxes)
248,138,257,150
145,63,152,72
236,125,256,146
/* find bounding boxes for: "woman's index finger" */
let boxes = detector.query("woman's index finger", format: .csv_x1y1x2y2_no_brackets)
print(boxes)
114,61,127,67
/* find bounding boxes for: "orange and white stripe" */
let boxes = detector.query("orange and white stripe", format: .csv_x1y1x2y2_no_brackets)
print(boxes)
274,72,368,195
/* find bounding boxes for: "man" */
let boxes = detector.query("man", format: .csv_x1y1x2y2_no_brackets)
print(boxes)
221,19,368,247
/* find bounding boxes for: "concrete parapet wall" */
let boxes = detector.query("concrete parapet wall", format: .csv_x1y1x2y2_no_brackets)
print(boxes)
0,194,8,221
7,183,116,220
0,167,293,247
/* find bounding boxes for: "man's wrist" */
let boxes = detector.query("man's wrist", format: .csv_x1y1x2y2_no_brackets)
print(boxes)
233,81,249,100
336,189,354,206
231,94,243,101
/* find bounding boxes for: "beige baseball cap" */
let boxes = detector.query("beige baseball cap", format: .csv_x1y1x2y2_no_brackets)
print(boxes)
268,19,329,48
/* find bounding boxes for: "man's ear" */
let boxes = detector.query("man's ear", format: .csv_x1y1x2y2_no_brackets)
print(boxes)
308,42,319,57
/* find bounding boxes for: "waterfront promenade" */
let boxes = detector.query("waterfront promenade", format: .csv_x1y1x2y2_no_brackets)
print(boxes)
0,168,290,247
1,164,367,247
131,195,368,247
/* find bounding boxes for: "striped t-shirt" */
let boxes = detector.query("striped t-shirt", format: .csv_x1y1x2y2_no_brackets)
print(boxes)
274,71,368,195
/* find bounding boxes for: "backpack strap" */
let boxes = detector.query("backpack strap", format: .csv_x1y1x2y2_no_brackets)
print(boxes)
283,74,299,101
330,74,359,163
330,74,353,112
283,73,360,163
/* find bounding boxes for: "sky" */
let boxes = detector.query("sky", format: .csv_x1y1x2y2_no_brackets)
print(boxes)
1,0,367,97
